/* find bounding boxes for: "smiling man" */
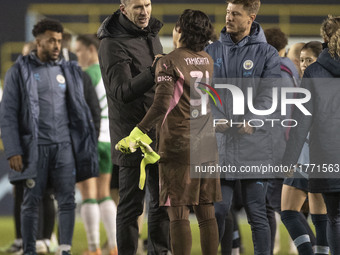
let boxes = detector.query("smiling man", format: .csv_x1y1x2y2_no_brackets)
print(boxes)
97,1,170,255
0,19,98,255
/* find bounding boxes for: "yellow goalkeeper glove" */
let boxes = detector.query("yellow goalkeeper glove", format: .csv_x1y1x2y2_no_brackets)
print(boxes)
138,140,160,190
115,127,152,154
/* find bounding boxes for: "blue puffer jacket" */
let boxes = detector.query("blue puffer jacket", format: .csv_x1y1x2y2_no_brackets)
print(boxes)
283,48,340,193
0,54,98,183
205,22,282,175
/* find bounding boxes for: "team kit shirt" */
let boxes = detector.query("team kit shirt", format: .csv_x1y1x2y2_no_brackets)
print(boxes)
86,63,112,173
86,64,110,143
137,47,220,206
139,47,218,167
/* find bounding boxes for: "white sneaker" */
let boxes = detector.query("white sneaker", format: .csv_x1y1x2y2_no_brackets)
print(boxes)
48,233,59,253
36,240,48,254
55,245,72,255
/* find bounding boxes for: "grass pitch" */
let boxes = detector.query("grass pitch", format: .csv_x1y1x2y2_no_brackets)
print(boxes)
0,215,295,254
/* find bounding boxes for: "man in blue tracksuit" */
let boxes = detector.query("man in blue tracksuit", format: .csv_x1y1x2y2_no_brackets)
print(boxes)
205,0,281,254
0,19,98,255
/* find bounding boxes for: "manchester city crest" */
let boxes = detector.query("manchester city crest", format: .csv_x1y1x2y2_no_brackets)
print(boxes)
243,60,254,70
26,178,36,189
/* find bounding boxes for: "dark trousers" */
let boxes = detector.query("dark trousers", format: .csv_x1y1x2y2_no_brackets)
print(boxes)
117,164,170,255
21,143,76,253
266,178,283,255
220,208,241,255
215,179,270,255
322,192,340,255
14,184,55,240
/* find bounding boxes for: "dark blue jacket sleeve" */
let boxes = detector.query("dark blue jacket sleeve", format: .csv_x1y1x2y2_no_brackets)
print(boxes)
0,65,24,159
282,71,314,166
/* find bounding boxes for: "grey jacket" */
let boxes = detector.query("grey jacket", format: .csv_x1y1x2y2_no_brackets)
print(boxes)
0,54,98,183
205,22,282,176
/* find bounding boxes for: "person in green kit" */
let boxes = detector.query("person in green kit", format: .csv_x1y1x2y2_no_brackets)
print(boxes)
75,34,117,255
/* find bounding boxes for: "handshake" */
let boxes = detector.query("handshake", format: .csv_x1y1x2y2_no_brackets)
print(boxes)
115,127,160,189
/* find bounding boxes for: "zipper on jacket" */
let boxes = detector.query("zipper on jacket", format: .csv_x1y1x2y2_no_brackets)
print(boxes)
47,64,56,141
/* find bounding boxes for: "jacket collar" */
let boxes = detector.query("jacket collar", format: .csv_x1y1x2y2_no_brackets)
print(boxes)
97,10,163,39
118,11,150,36
29,50,62,66
220,21,266,48
317,48,340,77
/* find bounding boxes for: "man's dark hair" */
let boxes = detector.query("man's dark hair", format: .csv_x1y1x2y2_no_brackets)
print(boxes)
301,41,323,58
175,9,214,52
32,18,63,37
264,27,288,52
226,0,261,15
76,34,100,50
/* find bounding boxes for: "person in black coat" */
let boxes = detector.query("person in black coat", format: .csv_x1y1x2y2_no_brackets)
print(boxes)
280,41,328,255
283,15,340,255
97,1,170,254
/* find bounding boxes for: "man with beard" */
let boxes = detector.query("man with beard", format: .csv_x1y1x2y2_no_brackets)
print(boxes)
205,0,281,254
0,19,98,255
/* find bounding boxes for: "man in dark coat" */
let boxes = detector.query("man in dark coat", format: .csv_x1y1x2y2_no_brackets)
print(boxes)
0,19,98,255
97,0,170,254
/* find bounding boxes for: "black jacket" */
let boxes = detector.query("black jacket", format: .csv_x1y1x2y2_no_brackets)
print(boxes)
283,49,340,193
97,10,163,166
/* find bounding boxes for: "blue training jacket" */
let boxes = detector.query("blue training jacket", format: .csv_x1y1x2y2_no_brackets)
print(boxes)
0,54,99,183
205,22,282,174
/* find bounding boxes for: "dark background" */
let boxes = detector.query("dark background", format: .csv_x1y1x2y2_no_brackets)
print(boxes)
0,0,339,45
